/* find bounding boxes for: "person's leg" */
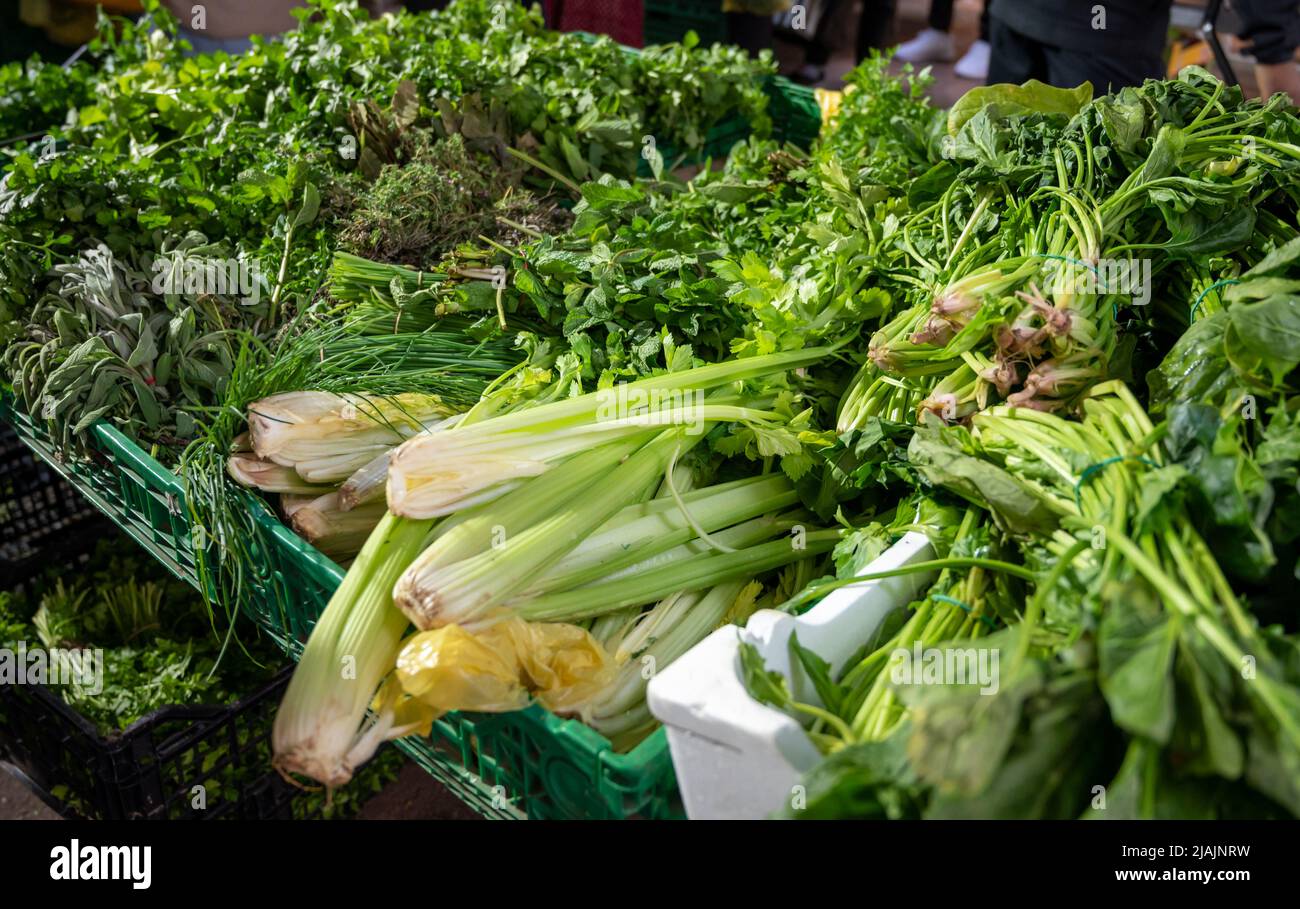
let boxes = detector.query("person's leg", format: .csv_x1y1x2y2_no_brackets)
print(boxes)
985,18,1047,85
896,0,954,63
856,0,898,61
929,0,955,32
954,0,993,79
805,0,843,67
726,12,774,57
1043,44,1163,93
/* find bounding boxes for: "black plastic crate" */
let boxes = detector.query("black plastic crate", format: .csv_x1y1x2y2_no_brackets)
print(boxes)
0,420,101,577
0,666,311,819
0,424,326,821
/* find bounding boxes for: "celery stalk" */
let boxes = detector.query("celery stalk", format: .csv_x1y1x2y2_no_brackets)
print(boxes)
597,512,805,582
525,475,799,594
586,583,743,734
337,449,393,510
393,432,653,601
290,492,388,562
227,453,337,495
387,402,779,519
516,529,841,623
394,428,703,629
249,391,455,483
386,346,831,520
401,346,833,440
272,512,435,788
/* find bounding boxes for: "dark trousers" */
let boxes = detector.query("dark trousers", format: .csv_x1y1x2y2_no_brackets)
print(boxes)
726,12,776,57
805,0,898,66
985,17,1163,92
806,0,988,67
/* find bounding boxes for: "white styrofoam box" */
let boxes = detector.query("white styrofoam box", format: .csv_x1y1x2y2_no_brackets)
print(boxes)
647,532,936,820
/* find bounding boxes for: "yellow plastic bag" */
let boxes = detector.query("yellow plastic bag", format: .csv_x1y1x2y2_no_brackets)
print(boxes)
394,618,616,720
815,88,844,128
499,620,615,715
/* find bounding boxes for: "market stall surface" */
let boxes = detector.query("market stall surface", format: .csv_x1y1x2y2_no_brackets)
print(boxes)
0,765,59,820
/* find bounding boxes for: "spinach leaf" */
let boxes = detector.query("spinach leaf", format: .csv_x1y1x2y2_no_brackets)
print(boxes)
947,80,1092,135
908,421,1062,536
1097,595,1179,743
777,728,924,819
1226,295,1300,387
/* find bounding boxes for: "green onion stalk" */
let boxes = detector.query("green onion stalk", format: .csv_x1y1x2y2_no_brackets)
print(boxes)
326,252,452,334
305,332,522,407
326,251,528,335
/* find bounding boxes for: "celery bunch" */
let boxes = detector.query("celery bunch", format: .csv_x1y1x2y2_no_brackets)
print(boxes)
273,350,840,787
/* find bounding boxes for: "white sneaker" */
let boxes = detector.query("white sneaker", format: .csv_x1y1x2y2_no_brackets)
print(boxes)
894,28,956,64
954,39,991,80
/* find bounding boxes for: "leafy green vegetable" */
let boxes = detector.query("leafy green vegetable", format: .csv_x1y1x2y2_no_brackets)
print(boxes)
947,80,1093,135
0,536,281,734
1,0,775,454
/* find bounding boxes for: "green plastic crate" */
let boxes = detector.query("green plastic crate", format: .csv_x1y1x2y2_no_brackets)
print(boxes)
0,399,202,589
636,72,823,175
0,396,684,820
648,77,823,171
571,33,825,174
642,115,752,177
241,478,684,820
643,2,727,48
765,75,823,149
